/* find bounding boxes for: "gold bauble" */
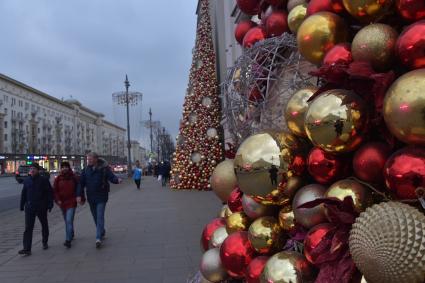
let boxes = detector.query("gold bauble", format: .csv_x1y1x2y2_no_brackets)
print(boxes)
248,216,282,254
325,179,373,213
342,0,394,23
209,227,229,249
285,87,318,137
383,69,425,146
210,159,238,202
297,12,349,65
226,212,251,234
242,194,277,220
352,24,398,71
200,248,228,282
218,204,233,218
305,89,367,153
349,202,425,283
287,0,307,12
260,251,315,283
278,206,296,233
288,4,307,34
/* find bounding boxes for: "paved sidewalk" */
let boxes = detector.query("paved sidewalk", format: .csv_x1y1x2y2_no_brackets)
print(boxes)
0,177,221,283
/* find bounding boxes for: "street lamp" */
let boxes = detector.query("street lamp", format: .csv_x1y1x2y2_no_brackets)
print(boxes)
112,75,142,177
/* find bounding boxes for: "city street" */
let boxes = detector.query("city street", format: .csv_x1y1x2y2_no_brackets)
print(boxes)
0,177,22,213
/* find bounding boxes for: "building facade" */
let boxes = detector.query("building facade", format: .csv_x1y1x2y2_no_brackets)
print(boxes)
0,73,126,174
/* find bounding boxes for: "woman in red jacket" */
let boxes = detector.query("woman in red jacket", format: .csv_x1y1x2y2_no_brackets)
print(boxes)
53,162,84,248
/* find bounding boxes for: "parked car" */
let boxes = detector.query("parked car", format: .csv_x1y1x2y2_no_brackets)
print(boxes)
15,165,51,184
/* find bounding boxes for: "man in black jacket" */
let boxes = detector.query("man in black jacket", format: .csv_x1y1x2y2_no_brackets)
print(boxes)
19,163,54,256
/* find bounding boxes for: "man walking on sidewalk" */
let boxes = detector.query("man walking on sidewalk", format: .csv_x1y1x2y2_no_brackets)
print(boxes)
77,152,121,248
19,163,54,256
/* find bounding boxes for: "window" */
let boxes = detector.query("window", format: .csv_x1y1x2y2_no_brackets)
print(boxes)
11,98,15,106
4,134,7,141
4,121,7,128
18,100,23,107
25,102,29,110
3,95,8,103
38,128,40,133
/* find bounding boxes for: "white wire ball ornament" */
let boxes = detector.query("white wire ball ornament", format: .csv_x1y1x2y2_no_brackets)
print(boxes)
221,33,315,145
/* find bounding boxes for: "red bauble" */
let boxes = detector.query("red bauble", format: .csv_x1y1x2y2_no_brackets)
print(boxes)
265,10,289,38
264,0,285,6
220,231,256,278
396,0,425,21
323,43,353,66
245,256,269,283
307,0,344,15
243,26,267,48
304,223,335,265
353,142,391,184
201,218,226,251
235,20,258,45
248,87,263,102
237,0,261,15
396,20,425,70
307,147,349,184
384,147,425,200
228,186,244,212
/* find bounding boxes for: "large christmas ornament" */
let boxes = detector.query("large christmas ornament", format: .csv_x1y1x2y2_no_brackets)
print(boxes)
211,160,238,202
235,20,258,45
384,147,425,200
293,184,327,229
226,211,251,234
323,43,352,66
243,26,267,48
285,87,317,137
228,187,243,212
278,206,296,233
307,0,344,15
396,0,425,21
308,147,349,184
242,194,277,220
325,179,373,213
246,256,269,283
351,24,398,71
304,223,335,265
248,216,282,254
220,231,256,278
383,69,425,145
265,10,289,37
287,4,307,34
200,248,229,282
209,227,229,249
202,218,226,251
350,202,425,283
287,0,307,11
342,0,394,23
237,0,261,15
260,251,315,283
305,89,367,153
396,20,425,70
297,11,349,65
353,142,391,184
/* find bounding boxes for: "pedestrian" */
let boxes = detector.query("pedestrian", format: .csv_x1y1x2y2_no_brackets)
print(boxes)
53,161,83,248
133,160,143,190
162,161,171,187
76,152,121,248
19,163,53,256
158,161,165,186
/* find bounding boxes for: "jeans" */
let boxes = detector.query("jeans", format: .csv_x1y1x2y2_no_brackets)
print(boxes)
23,208,49,251
61,207,75,242
89,202,106,240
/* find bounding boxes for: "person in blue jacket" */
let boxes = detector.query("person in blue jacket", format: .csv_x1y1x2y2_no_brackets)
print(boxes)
19,163,53,256
77,152,121,248
133,160,143,190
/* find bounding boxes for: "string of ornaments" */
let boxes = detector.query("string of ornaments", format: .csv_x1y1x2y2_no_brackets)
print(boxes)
194,0,425,282
170,0,223,191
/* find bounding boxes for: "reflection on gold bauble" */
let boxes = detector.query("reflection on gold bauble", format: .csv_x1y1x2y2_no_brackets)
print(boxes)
226,212,251,234
242,194,277,220
218,204,233,218
288,4,307,34
210,159,238,202
325,179,373,213
278,206,296,233
305,89,367,153
209,227,229,249
342,0,394,23
350,202,425,283
200,248,228,282
293,184,327,229
383,69,425,146
248,216,282,254
285,87,318,137
260,251,315,283
352,24,398,71
297,12,349,65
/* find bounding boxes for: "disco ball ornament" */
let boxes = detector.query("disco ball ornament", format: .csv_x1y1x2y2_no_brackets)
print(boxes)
248,216,283,254
396,20,425,70
305,89,367,153
210,160,238,202
292,184,327,229
325,179,373,213
285,86,317,137
235,20,258,45
342,0,394,23
349,202,425,283
200,248,229,283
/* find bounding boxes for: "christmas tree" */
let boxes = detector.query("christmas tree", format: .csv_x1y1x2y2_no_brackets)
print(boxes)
170,0,223,190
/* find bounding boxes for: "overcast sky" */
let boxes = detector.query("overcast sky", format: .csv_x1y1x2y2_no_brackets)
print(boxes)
0,0,198,144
